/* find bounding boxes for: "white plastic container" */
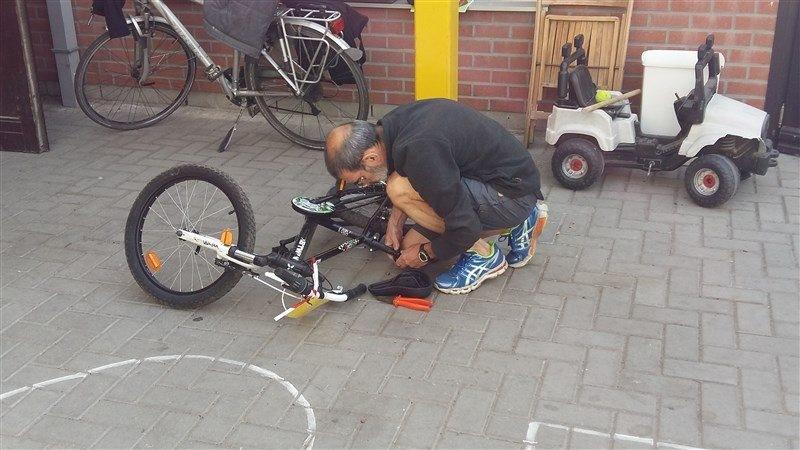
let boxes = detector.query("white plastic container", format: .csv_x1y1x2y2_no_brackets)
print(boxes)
640,50,725,136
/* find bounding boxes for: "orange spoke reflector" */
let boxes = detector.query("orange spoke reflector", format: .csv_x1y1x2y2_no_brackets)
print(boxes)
220,228,234,246
145,250,162,273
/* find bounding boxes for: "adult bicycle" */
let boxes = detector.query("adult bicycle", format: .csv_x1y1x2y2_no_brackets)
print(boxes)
74,0,369,150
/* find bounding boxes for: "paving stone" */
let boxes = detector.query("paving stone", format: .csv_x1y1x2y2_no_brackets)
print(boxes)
665,324,699,361
480,318,523,352
445,388,495,433
23,414,107,448
90,427,145,449
701,312,736,348
659,397,700,446
579,386,657,415
703,425,790,449
624,337,662,373
736,302,773,335
224,423,308,448
437,431,517,449
539,361,580,401
391,341,438,378
594,317,662,339
331,389,409,420
381,376,458,405
583,348,621,387
535,400,614,431
49,372,119,418
473,349,544,378
485,413,532,442
0,389,63,435
494,375,537,416
438,329,481,365
615,412,655,438
521,306,559,339
742,367,784,412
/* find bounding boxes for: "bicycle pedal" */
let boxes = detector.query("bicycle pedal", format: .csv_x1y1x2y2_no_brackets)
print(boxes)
247,102,260,117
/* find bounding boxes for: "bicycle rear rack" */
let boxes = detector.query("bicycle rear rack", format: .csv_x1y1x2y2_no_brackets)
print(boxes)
281,7,342,23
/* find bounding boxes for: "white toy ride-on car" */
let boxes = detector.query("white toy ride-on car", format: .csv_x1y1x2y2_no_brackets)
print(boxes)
545,34,779,207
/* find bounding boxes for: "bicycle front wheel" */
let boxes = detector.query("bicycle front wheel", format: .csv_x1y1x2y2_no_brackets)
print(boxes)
124,165,255,308
75,21,196,130
245,24,369,150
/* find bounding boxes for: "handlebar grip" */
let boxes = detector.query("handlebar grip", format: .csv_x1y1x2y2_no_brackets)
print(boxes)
343,283,366,299
274,267,311,296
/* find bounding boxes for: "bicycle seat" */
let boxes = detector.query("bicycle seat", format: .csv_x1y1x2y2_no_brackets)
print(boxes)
292,196,335,216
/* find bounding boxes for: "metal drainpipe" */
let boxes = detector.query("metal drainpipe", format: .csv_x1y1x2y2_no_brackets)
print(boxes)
45,0,80,107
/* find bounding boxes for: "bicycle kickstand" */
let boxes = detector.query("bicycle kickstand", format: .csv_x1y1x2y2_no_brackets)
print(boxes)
218,105,246,153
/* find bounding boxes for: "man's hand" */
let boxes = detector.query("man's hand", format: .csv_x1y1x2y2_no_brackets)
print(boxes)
385,206,407,261
395,244,427,269
384,221,403,255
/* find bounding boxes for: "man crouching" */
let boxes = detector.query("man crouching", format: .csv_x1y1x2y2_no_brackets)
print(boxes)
324,99,547,295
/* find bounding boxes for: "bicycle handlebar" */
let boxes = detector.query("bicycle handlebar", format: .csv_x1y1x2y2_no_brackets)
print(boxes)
274,266,366,302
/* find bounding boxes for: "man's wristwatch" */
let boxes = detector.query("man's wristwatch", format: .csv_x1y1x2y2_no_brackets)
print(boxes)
418,243,431,263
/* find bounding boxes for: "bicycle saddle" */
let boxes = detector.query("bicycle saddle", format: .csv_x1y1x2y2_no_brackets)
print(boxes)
292,196,335,216
368,269,433,298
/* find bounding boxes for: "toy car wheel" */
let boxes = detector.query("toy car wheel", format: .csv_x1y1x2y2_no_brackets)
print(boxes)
552,138,604,190
684,154,740,207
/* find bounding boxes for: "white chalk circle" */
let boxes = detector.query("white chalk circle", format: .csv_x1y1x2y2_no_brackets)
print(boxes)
0,354,316,449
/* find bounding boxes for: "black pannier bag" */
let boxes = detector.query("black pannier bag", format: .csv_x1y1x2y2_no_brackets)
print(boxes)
203,0,278,58
91,0,129,38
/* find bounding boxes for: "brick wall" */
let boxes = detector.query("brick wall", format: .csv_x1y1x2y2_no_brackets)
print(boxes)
26,0,60,99
625,0,779,108
31,0,778,112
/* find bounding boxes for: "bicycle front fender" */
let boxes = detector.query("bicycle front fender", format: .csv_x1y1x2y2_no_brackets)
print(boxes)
125,15,171,27
282,17,363,61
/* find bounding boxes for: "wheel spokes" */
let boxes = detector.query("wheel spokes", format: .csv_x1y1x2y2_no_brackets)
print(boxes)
140,179,239,293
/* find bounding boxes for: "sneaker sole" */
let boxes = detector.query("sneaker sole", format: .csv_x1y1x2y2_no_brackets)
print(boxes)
435,260,508,295
508,203,548,269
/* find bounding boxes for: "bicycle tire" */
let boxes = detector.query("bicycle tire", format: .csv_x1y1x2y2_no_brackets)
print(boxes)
244,25,369,150
124,165,255,308
75,21,196,130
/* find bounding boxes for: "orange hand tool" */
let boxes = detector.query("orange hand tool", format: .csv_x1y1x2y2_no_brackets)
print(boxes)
377,295,433,312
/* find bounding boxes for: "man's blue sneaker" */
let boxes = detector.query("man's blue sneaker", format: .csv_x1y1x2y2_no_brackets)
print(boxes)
502,203,548,268
434,243,508,295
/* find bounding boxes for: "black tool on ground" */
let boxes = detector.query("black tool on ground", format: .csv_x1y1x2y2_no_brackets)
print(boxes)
368,269,433,298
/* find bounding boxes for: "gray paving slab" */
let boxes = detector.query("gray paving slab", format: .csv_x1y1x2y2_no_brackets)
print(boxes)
0,104,798,448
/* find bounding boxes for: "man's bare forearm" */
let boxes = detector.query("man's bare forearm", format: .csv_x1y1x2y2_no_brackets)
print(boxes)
389,206,407,226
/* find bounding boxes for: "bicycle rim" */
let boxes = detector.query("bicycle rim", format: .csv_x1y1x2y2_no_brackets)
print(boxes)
76,22,196,130
134,178,242,295
246,25,369,150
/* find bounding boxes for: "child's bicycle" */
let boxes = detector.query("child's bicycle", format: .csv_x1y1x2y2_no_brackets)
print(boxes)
124,164,402,320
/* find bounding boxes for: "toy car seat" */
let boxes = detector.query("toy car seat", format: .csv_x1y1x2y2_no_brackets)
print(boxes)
557,35,629,118
569,65,597,108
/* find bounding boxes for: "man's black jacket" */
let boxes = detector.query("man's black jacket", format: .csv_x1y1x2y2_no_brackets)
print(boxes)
378,99,543,260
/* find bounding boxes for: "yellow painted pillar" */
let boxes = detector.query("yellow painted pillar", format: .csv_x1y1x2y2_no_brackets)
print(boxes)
413,0,459,100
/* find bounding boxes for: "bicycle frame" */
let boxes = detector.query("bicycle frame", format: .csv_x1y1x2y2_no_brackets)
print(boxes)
129,0,356,100
174,183,399,307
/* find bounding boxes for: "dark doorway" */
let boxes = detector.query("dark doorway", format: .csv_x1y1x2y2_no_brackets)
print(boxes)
0,0,49,153
765,0,799,156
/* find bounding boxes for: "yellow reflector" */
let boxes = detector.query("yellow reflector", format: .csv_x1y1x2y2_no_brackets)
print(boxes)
145,250,162,273
220,228,234,246
286,298,329,318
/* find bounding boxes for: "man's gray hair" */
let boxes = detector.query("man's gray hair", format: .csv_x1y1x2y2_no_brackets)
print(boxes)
325,120,380,178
